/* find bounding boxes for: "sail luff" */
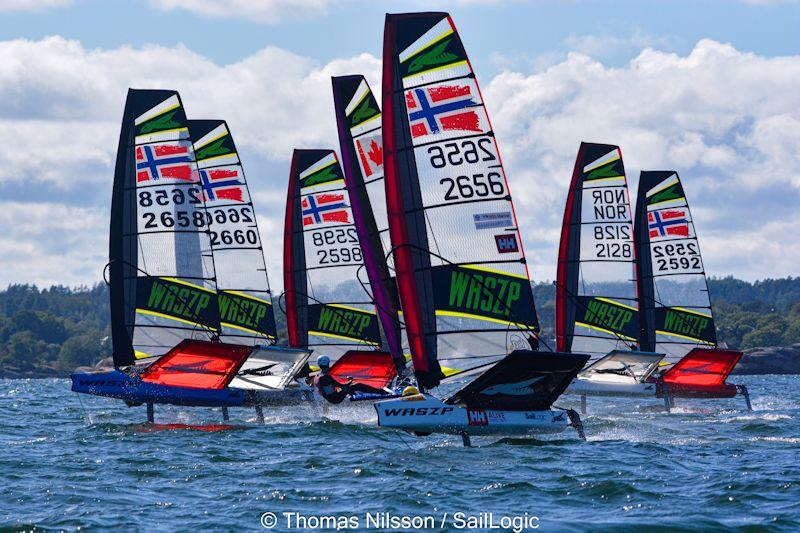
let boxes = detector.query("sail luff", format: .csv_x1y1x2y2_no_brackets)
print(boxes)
555,143,585,353
283,150,307,349
331,75,406,371
109,88,138,367
382,13,441,388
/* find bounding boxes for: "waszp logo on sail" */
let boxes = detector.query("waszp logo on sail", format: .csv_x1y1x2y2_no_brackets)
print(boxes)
145,280,211,320
317,307,371,338
218,293,267,329
662,309,709,338
448,271,521,318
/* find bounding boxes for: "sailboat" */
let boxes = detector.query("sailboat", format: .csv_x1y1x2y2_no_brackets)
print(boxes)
373,12,589,444
283,149,403,399
556,143,751,410
634,170,751,410
71,89,309,421
557,143,664,403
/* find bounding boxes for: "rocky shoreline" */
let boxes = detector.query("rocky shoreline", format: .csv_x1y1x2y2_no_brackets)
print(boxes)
3,346,799,379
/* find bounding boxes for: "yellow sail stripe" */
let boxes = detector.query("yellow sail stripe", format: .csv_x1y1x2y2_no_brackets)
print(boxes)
402,60,469,82
325,303,376,315
647,197,687,210
135,308,214,329
400,26,455,63
161,277,215,293
134,350,153,360
595,297,638,311
135,126,188,140
656,329,715,344
301,179,345,191
194,129,227,150
196,152,239,165
351,113,381,132
575,320,636,342
583,175,625,185
645,174,679,198
223,290,273,306
671,307,712,318
461,264,528,280
221,321,275,338
403,353,459,377
435,309,535,330
308,330,380,345
584,151,620,172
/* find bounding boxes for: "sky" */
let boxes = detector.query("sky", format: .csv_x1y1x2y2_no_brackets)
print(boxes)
0,0,798,290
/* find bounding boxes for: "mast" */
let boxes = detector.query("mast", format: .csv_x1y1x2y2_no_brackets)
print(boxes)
634,171,716,364
331,75,407,372
188,120,278,346
555,143,639,360
382,12,539,389
282,149,383,362
109,89,220,367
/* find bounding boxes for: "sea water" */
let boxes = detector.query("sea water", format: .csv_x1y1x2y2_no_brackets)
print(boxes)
1,376,798,531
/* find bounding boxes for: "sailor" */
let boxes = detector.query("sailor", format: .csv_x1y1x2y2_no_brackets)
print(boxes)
313,355,386,404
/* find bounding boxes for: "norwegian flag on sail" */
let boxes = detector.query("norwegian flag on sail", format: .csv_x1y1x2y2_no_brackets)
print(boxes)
648,208,689,239
135,142,193,183
200,167,245,202
355,133,383,178
405,83,485,138
302,192,350,227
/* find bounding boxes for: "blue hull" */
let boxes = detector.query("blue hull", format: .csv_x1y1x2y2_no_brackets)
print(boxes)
71,370,246,407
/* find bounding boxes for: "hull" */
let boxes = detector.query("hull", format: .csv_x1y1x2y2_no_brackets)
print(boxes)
374,395,573,436
565,378,657,398
71,370,246,407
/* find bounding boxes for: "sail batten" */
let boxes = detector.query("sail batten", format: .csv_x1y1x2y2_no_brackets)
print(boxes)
383,12,539,389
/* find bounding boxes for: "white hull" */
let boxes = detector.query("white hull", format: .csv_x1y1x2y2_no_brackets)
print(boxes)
374,394,574,436
565,378,656,398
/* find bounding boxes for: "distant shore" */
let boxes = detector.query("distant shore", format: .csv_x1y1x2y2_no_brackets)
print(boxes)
3,345,799,379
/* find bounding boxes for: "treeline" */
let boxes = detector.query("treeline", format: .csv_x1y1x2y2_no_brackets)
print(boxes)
0,277,798,376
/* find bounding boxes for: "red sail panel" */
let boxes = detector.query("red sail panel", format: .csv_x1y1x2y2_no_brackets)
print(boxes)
140,340,252,389
662,348,741,387
328,350,397,389
284,153,302,348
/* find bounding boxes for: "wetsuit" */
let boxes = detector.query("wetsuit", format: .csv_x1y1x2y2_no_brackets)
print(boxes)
314,371,387,404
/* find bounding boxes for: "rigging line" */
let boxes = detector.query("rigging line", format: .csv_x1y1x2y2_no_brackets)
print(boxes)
386,243,551,352
552,279,637,350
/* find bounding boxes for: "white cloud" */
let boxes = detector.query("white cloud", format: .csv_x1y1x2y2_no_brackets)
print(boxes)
0,35,798,289
0,0,70,11
0,36,379,287
485,39,800,281
0,202,105,287
148,0,331,23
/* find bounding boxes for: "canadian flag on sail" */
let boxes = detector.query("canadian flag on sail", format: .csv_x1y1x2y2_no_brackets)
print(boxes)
355,133,383,178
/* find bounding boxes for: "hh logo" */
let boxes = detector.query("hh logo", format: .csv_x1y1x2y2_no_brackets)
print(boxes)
467,409,488,426
495,234,519,254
